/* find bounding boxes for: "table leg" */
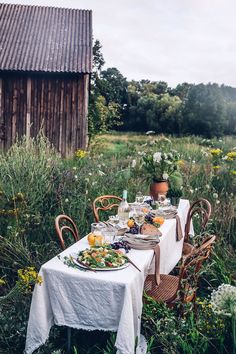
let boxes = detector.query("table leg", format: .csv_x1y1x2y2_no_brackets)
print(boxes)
67,327,71,353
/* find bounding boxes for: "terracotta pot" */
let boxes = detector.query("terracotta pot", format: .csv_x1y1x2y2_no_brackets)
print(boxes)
150,180,169,201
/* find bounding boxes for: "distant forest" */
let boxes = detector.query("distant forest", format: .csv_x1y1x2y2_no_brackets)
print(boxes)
89,40,236,137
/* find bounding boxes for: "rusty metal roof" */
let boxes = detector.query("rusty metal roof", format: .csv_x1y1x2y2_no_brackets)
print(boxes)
0,3,92,73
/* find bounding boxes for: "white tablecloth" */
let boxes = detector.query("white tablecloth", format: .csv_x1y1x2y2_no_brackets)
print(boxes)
25,199,191,354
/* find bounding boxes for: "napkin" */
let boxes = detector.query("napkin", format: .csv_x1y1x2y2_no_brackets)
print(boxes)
123,233,160,250
156,211,183,241
175,215,183,241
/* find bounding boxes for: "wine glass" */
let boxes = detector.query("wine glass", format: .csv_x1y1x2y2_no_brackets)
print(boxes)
133,210,145,234
135,191,144,204
108,215,120,226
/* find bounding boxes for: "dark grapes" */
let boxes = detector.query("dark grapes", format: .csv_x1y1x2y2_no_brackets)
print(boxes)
111,241,131,253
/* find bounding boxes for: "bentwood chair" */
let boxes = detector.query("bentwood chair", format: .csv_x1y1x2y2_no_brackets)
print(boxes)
182,198,212,257
92,195,122,222
55,214,80,353
144,235,216,310
55,214,80,250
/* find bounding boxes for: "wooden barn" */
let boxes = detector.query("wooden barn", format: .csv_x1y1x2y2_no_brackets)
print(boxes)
0,3,92,156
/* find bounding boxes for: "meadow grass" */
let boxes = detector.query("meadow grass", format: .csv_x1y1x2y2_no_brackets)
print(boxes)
0,133,235,354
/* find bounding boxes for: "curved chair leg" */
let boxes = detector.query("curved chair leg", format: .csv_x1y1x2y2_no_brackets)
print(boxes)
67,327,71,353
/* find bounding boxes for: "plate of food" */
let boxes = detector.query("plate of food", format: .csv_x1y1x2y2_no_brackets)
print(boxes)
73,247,130,271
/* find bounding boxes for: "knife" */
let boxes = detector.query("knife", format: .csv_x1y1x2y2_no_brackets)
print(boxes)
75,259,97,272
125,256,141,272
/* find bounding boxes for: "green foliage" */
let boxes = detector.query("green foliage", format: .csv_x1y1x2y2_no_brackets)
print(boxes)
142,296,228,354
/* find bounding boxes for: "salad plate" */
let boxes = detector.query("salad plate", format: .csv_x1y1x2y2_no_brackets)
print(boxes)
73,247,130,271
73,258,129,271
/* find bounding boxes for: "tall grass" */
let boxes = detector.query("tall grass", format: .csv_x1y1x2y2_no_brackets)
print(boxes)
0,133,235,353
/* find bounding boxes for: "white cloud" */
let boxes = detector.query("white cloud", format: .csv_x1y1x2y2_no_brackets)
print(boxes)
3,0,236,87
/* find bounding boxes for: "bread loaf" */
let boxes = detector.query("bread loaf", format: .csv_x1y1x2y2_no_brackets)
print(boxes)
141,223,160,236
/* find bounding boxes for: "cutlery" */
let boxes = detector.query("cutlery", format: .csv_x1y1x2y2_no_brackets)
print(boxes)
125,256,141,272
75,259,97,272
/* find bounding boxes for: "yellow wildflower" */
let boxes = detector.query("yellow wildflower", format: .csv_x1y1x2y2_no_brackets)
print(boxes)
227,151,236,159
178,159,185,167
74,149,87,159
0,278,6,286
210,148,222,156
231,170,236,175
18,267,43,289
213,165,220,169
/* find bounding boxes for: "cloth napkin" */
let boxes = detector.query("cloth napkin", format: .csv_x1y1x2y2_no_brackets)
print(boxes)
123,233,160,250
175,215,183,241
159,211,183,241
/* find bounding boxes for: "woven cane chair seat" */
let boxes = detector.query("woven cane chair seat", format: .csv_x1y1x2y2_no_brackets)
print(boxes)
144,274,179,303
144,235,216,307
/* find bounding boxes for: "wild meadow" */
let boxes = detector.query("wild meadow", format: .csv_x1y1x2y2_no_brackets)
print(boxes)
0,133,235,354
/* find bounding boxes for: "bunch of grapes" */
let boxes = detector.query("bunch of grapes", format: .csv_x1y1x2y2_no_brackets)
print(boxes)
145,212,154,224
129,225,139,234
111,241,131,253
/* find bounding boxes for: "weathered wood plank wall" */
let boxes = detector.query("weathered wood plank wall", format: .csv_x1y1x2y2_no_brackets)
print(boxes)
0,73,89,156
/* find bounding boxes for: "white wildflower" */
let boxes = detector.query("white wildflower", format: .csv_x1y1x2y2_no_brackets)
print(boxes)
138,151,146,156
98,170,105,176
85,190,88,195
65,198,69,203
72,166,77,170
165,160,172,165
222,155,228,160
131,159,136,168
216,200,220,204
88,173,92,176
211,284,236,317
74,175,78,180
206,184,210,189
192,160,196,164
213,193,218,199
162,173,169,180
92,181,97,186
153,152,162,163
189,189,194,194
97,164,101,168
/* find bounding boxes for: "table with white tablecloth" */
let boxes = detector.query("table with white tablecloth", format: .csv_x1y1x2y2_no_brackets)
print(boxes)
25,199,191,354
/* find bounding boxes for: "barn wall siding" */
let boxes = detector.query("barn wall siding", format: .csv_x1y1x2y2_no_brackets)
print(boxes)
0,73,89,156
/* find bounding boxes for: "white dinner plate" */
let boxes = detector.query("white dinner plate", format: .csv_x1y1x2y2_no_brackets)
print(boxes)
72,258,130,271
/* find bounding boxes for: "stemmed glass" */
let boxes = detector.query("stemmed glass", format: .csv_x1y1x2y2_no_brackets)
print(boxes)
135,191,144,204
133,209,145,234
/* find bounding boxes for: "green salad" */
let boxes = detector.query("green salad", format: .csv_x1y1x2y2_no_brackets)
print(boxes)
77,247,128,268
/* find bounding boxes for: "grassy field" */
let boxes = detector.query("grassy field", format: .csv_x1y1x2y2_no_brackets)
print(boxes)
0,133,235,353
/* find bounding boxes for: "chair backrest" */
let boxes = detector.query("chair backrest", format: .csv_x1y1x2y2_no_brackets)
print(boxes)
184,198,212,242
178,235,216,303
93,195,122,222
55,215,80,250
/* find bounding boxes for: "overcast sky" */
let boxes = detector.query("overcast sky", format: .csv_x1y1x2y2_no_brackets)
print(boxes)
3,0,236,87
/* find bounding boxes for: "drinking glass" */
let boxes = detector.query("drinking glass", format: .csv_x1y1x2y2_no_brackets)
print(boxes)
135,191,144,204
133,210,145,234
108,215,120,226
157,193,166,206
103,230,117,244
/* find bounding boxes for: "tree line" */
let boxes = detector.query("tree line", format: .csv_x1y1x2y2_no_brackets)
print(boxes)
89,40,236,137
